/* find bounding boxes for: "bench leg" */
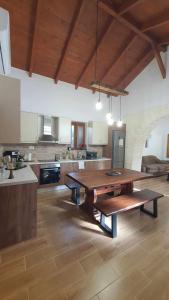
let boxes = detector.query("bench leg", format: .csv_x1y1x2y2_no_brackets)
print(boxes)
100,213,117,238
111,214,117,238
140,199,158,218
76,188,81,205
71,188,80,205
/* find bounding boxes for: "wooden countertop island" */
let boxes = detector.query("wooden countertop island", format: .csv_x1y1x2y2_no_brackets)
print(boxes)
0,165,38,249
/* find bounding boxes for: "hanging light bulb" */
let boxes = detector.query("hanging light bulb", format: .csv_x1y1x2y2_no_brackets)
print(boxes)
108,117,114,126
106,96,114,125
117,96,123,127
106,112,112,120
96,85,102,110
117,120,123,127
96,100,102,110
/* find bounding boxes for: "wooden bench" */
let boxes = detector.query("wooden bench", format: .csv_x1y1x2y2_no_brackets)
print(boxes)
93,189,163,238
65,182,81,205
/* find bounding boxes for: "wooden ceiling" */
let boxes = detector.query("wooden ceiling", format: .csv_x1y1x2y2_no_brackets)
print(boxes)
1,0,169,92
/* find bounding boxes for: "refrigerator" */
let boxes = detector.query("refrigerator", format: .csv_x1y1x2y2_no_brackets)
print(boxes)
112,130,125,168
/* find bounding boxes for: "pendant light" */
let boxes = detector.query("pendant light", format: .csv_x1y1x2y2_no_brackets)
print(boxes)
117,95,123,127
106,96,112,120
107,96,114,125
96,82,102,110
94,0,102,111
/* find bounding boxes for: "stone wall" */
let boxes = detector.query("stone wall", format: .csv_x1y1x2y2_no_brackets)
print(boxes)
125,105,169,170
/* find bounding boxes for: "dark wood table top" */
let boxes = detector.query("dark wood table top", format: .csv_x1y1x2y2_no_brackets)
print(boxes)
67,168,151,190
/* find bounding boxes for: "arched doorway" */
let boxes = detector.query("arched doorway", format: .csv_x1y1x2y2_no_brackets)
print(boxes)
125,105,169,171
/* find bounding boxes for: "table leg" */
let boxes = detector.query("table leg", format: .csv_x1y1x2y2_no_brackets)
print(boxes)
120,182,133,195
82,189,97,216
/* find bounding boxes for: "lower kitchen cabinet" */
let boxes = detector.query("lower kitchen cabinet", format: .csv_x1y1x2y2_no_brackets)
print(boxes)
85,160,111,170
0,182,37,249
31,164,40,186
60,162,79,185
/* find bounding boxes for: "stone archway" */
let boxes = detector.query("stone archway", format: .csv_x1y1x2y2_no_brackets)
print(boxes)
124,105,169,171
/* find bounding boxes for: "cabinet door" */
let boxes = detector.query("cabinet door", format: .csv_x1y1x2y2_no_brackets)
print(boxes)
21,112,39,143
31,164,40,186
0,75,20,143
58,118,71,144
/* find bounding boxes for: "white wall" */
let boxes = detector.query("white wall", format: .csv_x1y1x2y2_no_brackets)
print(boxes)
9,68,120,123
124,50,169,115
143,118,169,160
123,48,169,170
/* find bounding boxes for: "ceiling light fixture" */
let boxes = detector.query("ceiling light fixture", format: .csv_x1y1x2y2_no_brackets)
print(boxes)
96,84,102,110
91,81,129,97
117,95,123,127
106,96,112,120
107,96,114,126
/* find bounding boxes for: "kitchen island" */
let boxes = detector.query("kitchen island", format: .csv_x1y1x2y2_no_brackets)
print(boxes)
0,165,38,249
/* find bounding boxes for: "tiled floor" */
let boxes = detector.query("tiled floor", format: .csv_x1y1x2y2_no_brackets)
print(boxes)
1,176,169,299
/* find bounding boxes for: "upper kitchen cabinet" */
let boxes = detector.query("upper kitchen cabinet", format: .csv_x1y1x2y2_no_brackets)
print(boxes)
88,121,108,145
0,75,20,143
21,112,39,143
58,117,71,144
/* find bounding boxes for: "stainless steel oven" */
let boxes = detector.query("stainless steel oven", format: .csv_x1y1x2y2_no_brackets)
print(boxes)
40,163,60,185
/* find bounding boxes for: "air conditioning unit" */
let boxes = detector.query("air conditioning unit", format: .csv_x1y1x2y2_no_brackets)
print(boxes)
0,7,11,75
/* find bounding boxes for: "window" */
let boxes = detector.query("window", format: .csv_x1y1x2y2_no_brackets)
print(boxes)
71,122,86,149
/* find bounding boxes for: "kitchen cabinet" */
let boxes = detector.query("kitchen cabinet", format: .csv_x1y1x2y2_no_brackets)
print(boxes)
0,182,37,249
21,112,39,143
88,121,108,145
31,164,40,185
85,160,111,170
0,74,20,143
58,117,71,144
60,162,79,185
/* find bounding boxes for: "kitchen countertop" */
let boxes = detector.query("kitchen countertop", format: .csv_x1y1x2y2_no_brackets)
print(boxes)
0,164,38,187
0,158,111,187
27,158,111,165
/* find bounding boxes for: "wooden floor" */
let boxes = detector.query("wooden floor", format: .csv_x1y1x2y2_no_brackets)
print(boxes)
1,176,169,300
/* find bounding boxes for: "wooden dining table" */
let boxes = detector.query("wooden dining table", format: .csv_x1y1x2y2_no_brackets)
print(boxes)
67,168,151,213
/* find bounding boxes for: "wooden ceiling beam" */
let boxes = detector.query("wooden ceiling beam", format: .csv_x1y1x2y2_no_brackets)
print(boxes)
159,37,169,46
99,0,152,43
117,0,144,15
29,0,41,77
55,0,84,83
75,0,142,88
153,45,166,78
117,50,154,89
142,12,169,32
99,0,166,79
101,35,137,82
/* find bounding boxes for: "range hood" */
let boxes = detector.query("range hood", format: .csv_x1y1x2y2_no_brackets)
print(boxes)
39,115,56,142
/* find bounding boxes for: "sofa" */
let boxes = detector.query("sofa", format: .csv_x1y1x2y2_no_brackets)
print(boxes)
141,155,169,176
